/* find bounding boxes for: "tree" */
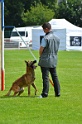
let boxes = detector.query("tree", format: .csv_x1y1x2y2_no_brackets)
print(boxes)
22,0,41,12
22,3,54,25
55,0,82,27
4,0,52,26
4,0,25,26
4,0,82,27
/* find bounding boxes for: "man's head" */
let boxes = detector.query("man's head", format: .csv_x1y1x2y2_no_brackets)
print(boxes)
42,22,51,33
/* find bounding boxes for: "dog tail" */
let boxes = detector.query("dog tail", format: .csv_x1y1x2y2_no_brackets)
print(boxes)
5,87,12,96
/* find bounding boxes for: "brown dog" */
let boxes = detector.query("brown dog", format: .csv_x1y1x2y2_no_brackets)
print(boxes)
5,60,37,96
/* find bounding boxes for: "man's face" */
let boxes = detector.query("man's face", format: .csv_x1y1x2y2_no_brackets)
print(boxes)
43,28,50,33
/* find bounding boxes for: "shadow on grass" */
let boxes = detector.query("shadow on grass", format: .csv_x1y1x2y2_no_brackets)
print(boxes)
0,95,39,99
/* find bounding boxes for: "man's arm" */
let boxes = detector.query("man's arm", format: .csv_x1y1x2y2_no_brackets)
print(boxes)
39,46,44,56
39,37,46,56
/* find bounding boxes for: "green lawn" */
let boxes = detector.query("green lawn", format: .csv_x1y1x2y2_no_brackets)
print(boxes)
0,49,82,124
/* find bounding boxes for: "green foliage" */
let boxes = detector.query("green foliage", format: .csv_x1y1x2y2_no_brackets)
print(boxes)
4,0,82,27
22,0,41,11
4,0,25,26
22,3,54,25
0,50,82,124
40,0,57,8
55,0,82,27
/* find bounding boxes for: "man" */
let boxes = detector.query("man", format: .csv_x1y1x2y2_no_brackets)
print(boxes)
38,22,60,98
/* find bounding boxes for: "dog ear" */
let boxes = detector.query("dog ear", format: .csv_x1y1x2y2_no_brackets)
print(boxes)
25,60,28,66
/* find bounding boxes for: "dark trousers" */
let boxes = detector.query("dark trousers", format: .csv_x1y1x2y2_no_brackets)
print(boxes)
41,67,60,97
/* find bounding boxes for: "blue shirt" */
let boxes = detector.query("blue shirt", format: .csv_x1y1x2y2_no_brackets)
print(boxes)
41,38,47,47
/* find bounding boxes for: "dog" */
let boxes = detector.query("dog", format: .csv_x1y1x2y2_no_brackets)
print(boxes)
5,60,37,96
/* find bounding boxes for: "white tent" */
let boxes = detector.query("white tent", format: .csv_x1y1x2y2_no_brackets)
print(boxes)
32,19,82,51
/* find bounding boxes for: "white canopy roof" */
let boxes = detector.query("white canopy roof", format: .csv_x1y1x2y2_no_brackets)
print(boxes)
33,19,82,30
49,19,82,30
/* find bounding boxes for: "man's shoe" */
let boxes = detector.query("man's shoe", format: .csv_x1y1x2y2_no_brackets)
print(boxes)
55,94,60,97
39,95,48,98
39,95,43,98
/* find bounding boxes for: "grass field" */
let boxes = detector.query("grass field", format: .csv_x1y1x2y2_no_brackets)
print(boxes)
0,49,82,124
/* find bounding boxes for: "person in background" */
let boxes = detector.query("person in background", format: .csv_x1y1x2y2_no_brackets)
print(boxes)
38,22,60,98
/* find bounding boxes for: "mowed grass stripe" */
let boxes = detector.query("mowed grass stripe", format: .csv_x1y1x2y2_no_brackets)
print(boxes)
0,50,82,124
